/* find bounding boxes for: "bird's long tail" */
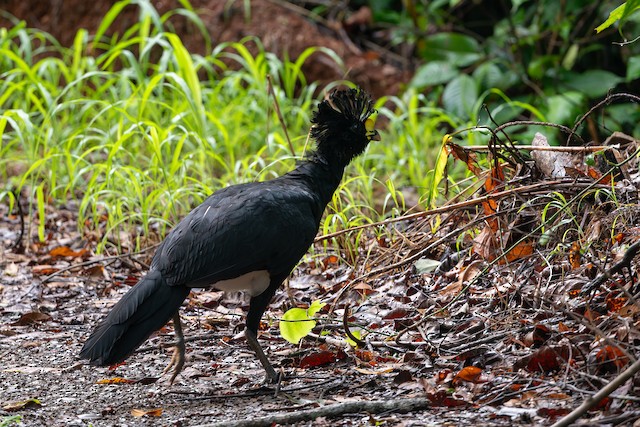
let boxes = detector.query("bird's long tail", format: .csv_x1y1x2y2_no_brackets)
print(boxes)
79,270,190,366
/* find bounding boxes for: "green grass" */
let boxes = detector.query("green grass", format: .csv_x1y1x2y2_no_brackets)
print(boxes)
0,0,485,260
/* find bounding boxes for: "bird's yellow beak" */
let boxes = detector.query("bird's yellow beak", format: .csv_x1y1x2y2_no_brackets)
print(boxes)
365,118,381,141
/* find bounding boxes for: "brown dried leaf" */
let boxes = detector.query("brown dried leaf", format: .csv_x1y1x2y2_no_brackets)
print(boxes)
606,295,627,313
426,390,467,407
299,350,346,368
501,240,534,264
452,366,483,384
447,142,482,176
473,225,497,261
523,324,551,348
131,408,162,418
568,241,582,269
49,246,88,258
594,346,629,372
517,346,569,373
31,265,58,275
11,312,51,326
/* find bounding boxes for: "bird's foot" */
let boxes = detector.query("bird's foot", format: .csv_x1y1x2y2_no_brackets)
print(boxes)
162,314,186,385
162,342,185,385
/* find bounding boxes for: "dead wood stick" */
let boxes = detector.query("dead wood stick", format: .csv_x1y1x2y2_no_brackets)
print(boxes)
40,244,158,282
192,397,430,427
582,240,640,294
462,144,618,152
551,358,640,427
314,179,607,243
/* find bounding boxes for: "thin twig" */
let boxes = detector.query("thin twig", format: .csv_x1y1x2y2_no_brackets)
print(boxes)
314,179,608,243
462,144,619,152
267,74,295,157
41,244,159,283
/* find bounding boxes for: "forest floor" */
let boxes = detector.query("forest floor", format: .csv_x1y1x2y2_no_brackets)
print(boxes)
2,1,640,426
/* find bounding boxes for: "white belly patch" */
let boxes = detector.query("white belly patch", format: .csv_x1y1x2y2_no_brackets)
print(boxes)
211,270,270,297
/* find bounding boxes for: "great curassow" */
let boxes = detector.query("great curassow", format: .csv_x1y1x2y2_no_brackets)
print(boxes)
80,87,380,384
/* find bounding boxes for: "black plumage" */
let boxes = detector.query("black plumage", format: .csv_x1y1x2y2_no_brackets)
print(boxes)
80,87,380,383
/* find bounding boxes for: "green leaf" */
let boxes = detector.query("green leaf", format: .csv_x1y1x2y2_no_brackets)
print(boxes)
596,1,640,33
426,136,451,209
563,70,623,98
442,74,478,118
419,33,483,67
410,61,459,88
346,330,361,347
527,55,558,80
280,301,326,345
36,183,45,242
627,56,640,81
562,44,579,70
545,92,585,125
473,62,507,90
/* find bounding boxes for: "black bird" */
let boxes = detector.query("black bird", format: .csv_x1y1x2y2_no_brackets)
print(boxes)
80,87,380,383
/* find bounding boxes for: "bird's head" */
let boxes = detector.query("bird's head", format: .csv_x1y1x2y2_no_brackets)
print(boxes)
310,87,380,165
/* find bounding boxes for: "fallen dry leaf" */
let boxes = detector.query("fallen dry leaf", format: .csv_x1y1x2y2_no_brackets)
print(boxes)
131,408,163,417
3,398,42,412
11,312,52,326
452,366,483,385
49,246,88,258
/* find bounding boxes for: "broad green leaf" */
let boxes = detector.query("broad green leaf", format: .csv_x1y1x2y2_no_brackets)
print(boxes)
545,92,585,125
527,55,559,80
280,301,326,345
627,56,640,81
472,62,508,90
410,61,459,88
419,33,482,67
563,70,623,98
442,74,478,118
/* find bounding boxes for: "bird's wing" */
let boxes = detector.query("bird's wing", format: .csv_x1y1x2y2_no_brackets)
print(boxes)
151,182,319,288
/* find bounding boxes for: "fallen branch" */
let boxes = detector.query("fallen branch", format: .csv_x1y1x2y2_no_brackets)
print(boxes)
582,240,640,295
192,396,429,427
551,358,640,427
314,179,609,243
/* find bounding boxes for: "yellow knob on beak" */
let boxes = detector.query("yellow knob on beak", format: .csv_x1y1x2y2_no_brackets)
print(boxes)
365,118,381,141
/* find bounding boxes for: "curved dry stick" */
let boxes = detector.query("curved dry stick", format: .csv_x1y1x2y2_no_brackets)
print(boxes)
342,303,366,347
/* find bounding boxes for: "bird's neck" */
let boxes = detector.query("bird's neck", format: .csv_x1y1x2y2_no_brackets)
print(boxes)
288,156,346,206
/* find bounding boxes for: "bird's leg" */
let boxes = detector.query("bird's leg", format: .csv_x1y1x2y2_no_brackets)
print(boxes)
245,328,279,383
162,313,185,385
246,283,281,383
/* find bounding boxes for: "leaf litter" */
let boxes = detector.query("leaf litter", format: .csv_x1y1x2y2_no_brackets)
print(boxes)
2,99,640,425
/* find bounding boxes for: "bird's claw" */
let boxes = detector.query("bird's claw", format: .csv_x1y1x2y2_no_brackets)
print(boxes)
162,315,186,385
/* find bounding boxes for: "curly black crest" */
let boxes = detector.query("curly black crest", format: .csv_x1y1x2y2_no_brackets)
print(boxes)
310,87,375,143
